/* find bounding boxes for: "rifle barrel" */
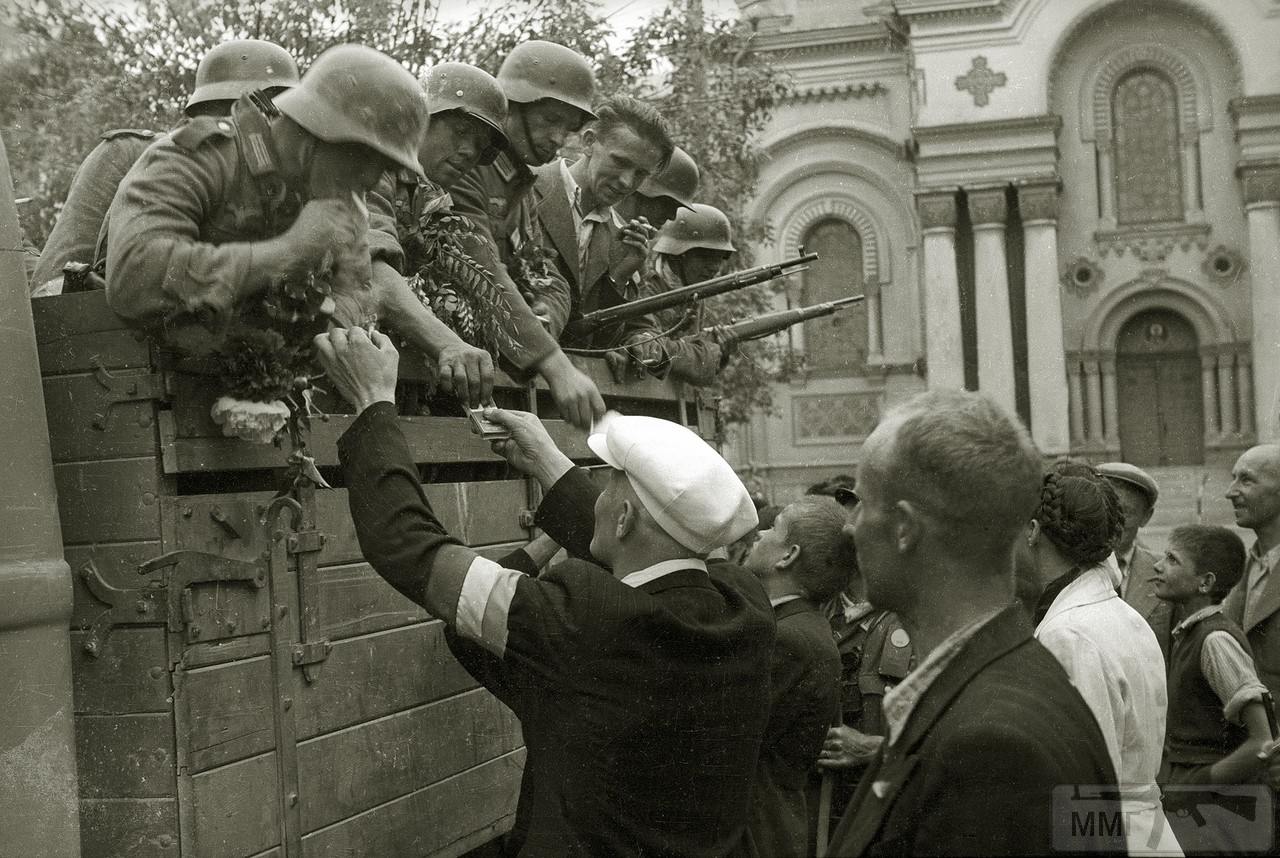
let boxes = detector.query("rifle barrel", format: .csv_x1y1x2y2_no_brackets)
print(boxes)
574,252,819,331
712,294,865,344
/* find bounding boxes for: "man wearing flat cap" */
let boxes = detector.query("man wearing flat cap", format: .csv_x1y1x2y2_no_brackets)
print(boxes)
314,325,774,858
1098,462,1174,659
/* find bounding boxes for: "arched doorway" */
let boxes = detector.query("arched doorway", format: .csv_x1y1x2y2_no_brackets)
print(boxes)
1116,309,1204,465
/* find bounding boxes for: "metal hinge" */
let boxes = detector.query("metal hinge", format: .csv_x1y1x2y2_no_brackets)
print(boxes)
88,356,167,431
286,530,325,554
291,640,333,675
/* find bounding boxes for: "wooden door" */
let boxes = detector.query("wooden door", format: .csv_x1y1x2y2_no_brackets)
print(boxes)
1116,310,1204,466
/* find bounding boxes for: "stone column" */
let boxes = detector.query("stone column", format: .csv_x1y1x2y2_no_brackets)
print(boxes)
1218,348,1238,436
1182,132,1202,217
1097,141,1116,225
1101,355,1120,450
1084,356,1105,444
1018,180,1069,454
917,190,964,390
867,282,884,362
1067,355,1085,446
1242,163,1280,441
1200,345,1220,442
1238,346,1256,438
967,186,1017,414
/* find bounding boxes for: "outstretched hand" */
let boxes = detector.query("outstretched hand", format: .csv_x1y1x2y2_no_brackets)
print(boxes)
484,407,574,488
313,327,399,414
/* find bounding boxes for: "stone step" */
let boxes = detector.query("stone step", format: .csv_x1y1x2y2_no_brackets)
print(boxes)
1138,464,1249,555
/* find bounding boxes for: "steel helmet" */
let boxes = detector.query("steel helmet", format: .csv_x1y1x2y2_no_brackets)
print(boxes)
422,62,510,164
497,40,596,118
275,44,428,175
186,39,300,112
653,203,736,256
638,146,699,209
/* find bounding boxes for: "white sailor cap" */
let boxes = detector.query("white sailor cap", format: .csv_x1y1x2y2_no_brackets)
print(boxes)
587,413,758,554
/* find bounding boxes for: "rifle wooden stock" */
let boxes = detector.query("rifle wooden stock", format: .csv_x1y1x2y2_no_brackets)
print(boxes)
567,252,818,336
711,294,864,344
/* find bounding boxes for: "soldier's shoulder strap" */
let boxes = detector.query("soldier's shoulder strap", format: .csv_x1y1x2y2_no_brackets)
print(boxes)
100,128,157,142
169,116,236,152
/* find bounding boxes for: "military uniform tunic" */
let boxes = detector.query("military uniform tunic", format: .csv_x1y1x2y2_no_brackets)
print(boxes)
104,96,392,342
448,150,564,369
30,129,155,295
637,254,733,387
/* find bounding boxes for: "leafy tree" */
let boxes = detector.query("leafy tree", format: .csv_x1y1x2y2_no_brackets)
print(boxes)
1,0,797,427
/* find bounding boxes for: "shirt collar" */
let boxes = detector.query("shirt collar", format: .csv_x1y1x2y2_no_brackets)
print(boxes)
619,558,708,589
770,593,804,609
882,607,1003,747
1172,602,1224,636
1248,541,1280,569
560,157,621,226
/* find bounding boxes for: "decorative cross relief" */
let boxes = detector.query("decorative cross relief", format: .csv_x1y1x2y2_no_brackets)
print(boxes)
955,56,1007,107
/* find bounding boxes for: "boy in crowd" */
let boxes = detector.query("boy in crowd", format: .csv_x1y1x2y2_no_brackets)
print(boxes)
1154,524,1273,853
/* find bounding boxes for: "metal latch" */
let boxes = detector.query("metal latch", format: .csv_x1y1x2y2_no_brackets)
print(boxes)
291,641,333,669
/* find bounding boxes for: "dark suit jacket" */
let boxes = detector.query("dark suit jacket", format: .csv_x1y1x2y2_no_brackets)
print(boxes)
749,598,841,858
1223,545,1280,699
1122,542,1174,661
526,163,656,346
339,403,775,858
827,606,1123,857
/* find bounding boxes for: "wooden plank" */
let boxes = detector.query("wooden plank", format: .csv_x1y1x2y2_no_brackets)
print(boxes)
43,371,159,462
76,713,176,799
473,541,529,563
161,415,593,473
298,688,522,832
310,562,426,641
79,797,179,858
179,655,275,773
54,459,161,543
301,750,524,858
66,541,163,630
534,353,684,401
294,621,478,740
72,627,171,714
189,752,281,858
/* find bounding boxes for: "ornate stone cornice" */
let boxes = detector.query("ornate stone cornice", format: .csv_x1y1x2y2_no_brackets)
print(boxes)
1016,180,1059,223
967,187,1008,227
916,190,958,231
1230,94,1280,120
780,198,883,285
783,82,888,105
750,22,904,56
912,113,1061,142
1238,160,1280,205
889,0,1010,21
1093,223,1212,262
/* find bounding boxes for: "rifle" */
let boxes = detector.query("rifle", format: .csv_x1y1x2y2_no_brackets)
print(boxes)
709,294,864,345
565,252,818,338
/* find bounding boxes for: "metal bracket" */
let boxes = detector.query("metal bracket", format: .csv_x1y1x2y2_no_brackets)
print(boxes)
139,551,267,645
287,530,325,555
518,509,536,529
79,559,166,657
88,356,165,431
291,640,333,681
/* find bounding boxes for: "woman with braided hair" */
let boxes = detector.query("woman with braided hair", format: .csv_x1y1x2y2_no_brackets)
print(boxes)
1024,460,1183,855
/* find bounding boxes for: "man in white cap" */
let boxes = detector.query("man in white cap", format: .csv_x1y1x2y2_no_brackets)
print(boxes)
314,324,773,858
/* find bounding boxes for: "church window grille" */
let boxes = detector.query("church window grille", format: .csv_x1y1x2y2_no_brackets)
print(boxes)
800,218,867,375
1112,69,1184,225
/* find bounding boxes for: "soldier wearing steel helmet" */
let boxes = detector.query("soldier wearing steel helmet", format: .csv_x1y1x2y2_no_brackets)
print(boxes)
30,38,299,297
614,203,739,386
369,62,514,356
616,145,700,231
449,40,606,430
103,44,494,405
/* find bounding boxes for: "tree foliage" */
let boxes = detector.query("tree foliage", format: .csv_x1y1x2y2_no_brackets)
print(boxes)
1,0,797,425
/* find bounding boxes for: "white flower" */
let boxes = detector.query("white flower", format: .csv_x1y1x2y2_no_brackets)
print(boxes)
210,396,290,444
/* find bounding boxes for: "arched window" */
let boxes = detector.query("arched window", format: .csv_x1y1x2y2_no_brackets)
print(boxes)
800,219,867,375
1112,68,1183,225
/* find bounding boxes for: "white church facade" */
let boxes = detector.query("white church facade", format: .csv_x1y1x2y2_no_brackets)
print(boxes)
729,0,1280,501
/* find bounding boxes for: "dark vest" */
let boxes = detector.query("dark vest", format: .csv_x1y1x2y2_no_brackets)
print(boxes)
1165,610,1253,765
834,609,913,736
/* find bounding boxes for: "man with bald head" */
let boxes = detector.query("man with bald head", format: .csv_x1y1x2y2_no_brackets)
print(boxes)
1223,444,1280,699
827,389,1122,856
